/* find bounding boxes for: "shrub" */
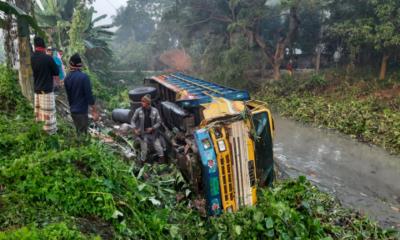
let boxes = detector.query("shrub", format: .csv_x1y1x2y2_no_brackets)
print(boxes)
0,65,30,114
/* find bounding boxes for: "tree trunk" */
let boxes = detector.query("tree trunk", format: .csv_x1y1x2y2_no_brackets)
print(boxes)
272,63,280,81
379,54,390,80
315,45,322,73
273,42,285,80
16,0,34,102
315,25,324,73
315,51,321,73
17,37,34,101
4,0,17,68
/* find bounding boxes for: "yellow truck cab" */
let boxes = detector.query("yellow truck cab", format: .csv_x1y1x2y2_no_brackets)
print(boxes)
135,73,275,215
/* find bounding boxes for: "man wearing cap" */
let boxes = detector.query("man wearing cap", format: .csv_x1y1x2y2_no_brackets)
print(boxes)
31,36,59,134
64,53,99,135
131,95,165,163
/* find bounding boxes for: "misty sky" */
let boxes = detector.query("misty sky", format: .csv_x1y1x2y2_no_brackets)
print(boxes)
92,0,280,25
92,0,128,25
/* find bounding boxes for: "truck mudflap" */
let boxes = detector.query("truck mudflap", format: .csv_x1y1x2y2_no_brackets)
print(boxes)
194,129,222,215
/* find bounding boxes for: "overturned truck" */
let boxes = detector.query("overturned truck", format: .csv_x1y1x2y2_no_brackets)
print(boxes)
113,73,275,215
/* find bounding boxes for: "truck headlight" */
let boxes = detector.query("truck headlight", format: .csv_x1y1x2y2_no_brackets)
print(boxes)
217,140,226,152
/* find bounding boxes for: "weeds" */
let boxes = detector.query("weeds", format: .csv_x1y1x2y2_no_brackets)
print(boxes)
1,113,398,239
0,65,31,115
261,76,400,154
0,222,100,240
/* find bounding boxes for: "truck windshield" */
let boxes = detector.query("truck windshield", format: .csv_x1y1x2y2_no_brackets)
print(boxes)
252,112,274,187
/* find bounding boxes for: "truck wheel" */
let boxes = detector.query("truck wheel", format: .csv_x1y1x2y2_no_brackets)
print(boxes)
128,86,157,102
112,108,132,124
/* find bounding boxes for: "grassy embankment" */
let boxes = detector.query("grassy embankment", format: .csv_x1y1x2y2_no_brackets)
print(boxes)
259,70,400,155
0,66,398,239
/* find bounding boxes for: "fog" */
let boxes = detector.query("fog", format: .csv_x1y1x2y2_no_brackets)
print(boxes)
92,0,127,24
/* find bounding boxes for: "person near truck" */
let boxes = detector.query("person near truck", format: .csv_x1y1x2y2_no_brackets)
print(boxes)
46,47,65,91
31,36,59,134
64,53,99,135
131,94,165,164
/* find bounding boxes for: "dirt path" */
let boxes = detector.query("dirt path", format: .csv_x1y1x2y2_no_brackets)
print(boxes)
274,115,400,229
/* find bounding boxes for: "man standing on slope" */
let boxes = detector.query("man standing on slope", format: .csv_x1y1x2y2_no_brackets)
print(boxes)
31,36,59,134
64,53,99,135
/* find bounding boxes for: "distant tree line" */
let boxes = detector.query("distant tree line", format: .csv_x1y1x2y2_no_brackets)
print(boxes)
113,0,400,85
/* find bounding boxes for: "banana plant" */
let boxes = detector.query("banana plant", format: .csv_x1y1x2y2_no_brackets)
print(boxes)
34,0,78,48
34,1,113,56
83,7,114,57
0,2,43,34
35,0,78,26
0,1,44,102
62,4,112,73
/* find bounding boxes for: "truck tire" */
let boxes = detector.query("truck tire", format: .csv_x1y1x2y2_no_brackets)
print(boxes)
128,86,157,102
112,108,132,124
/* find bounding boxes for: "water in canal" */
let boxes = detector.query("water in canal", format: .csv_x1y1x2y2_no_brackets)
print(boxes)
274,115,400,229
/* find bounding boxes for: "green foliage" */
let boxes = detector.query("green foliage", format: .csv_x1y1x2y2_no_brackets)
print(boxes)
85,69,130,110
305,74,328,90
113,0,175,43
329,0,400,63
0,65,31,114
295,1,324,54
91,69,155,111
0,61,398,239
34,0,77,26
85,69,109,104
35,1,113,72
0,222,99,240
261,75,400,154
111,0,177,71
112,41,152,71
68,3,86,58
34,0,77,48
107,89,130,110
203,176,398,239
0,1,44,35
205,37,253,88
0,114,186,239
82,7,114,72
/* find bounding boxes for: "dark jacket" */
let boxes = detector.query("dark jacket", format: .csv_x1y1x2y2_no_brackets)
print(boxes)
31,51,59,93
131,107,161,135
64,70,95,114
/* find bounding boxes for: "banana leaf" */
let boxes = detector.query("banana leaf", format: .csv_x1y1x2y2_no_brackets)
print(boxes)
91,14,108,25
0,2,44,35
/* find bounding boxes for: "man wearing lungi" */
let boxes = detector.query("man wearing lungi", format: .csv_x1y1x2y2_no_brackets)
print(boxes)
31,37,59,134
